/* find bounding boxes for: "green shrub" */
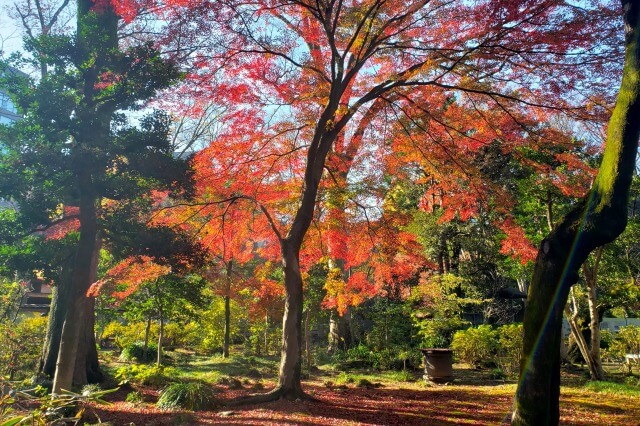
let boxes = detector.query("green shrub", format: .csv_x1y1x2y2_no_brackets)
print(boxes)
489,368,506,380
102,321,157,350
451,325,497,368
495,323,523,378
335,372,356,385
156,382,218,411
125,391,144,403
0,316,47,380
115,364,175,387
119,342,157,363
417,317,467,349
606,325,640,369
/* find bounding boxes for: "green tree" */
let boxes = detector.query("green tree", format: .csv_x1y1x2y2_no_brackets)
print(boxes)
0,0,184,392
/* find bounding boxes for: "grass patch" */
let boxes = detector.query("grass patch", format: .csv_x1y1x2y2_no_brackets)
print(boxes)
583,380,640,396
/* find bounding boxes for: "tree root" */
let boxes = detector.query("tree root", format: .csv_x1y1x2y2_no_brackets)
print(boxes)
226,386,317,406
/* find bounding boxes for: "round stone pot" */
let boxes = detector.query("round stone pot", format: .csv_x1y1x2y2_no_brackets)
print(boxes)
421,348,453,383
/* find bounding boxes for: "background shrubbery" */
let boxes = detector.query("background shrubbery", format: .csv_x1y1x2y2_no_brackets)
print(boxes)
451,323,523,377
0,315,47,380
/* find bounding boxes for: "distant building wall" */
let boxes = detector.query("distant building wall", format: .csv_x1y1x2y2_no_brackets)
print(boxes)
600,317,640,333
0,66,26,125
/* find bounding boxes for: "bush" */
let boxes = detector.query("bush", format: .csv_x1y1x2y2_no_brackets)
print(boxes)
417,317,468,349
115,364,176,387
102,321,158,350
496,323,523,378
0,315,47,380
125,391,144,403
451,325,497,368
157,382,218,411
120,342,157,363
606,325,640,373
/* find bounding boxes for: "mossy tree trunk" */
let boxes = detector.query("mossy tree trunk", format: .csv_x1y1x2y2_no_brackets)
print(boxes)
512,1,640,424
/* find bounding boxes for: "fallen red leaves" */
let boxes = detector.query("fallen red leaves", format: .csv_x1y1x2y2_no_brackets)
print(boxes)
88,380,639,426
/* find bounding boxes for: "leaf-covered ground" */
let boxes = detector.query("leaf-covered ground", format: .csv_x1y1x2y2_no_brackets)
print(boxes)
87,361,640,426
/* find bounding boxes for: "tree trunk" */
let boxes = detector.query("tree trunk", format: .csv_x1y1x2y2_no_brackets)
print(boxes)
143,317,151,362
328,311,339,354
565,300,600,379
73,236,103,385
51,0,117,395
276,242,305,399
40,278,70,378
52,169,98,394
264,314,269,356
305,308,311,369
223,260,232,358
41,244,102,384
328,308,351,352
73,296,103,385
512,2,640,424
584,248,605,380
157,316,164,367
155,280,164,366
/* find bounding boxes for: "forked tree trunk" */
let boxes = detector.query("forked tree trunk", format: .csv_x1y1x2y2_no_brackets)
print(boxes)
584,248,605,380
512,2,640,424
564,299,601,380
52,170,98,394
42,242,102,384
40,275,71,378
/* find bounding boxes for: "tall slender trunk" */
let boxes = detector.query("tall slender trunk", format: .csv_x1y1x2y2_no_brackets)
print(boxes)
143,317,151,362
157,317,164,367
223,261,232,358
305,308,311,369
565,297,599,378
264,314,269,356
155,279,164,366
584,247,605,380
512,2,640,423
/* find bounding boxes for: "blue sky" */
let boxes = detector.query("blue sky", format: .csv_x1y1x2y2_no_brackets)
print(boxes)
0,4,23,57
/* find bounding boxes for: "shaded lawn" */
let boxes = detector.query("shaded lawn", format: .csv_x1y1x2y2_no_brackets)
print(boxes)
90,378,640,425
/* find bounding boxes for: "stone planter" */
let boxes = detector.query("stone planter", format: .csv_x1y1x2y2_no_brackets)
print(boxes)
421,348,453,383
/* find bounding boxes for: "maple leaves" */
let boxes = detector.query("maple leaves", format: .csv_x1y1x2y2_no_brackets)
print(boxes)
86,4,624,390
88,255,170,300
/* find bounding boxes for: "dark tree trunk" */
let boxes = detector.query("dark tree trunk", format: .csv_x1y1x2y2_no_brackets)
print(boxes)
512,2,640,423
276,242,305,399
